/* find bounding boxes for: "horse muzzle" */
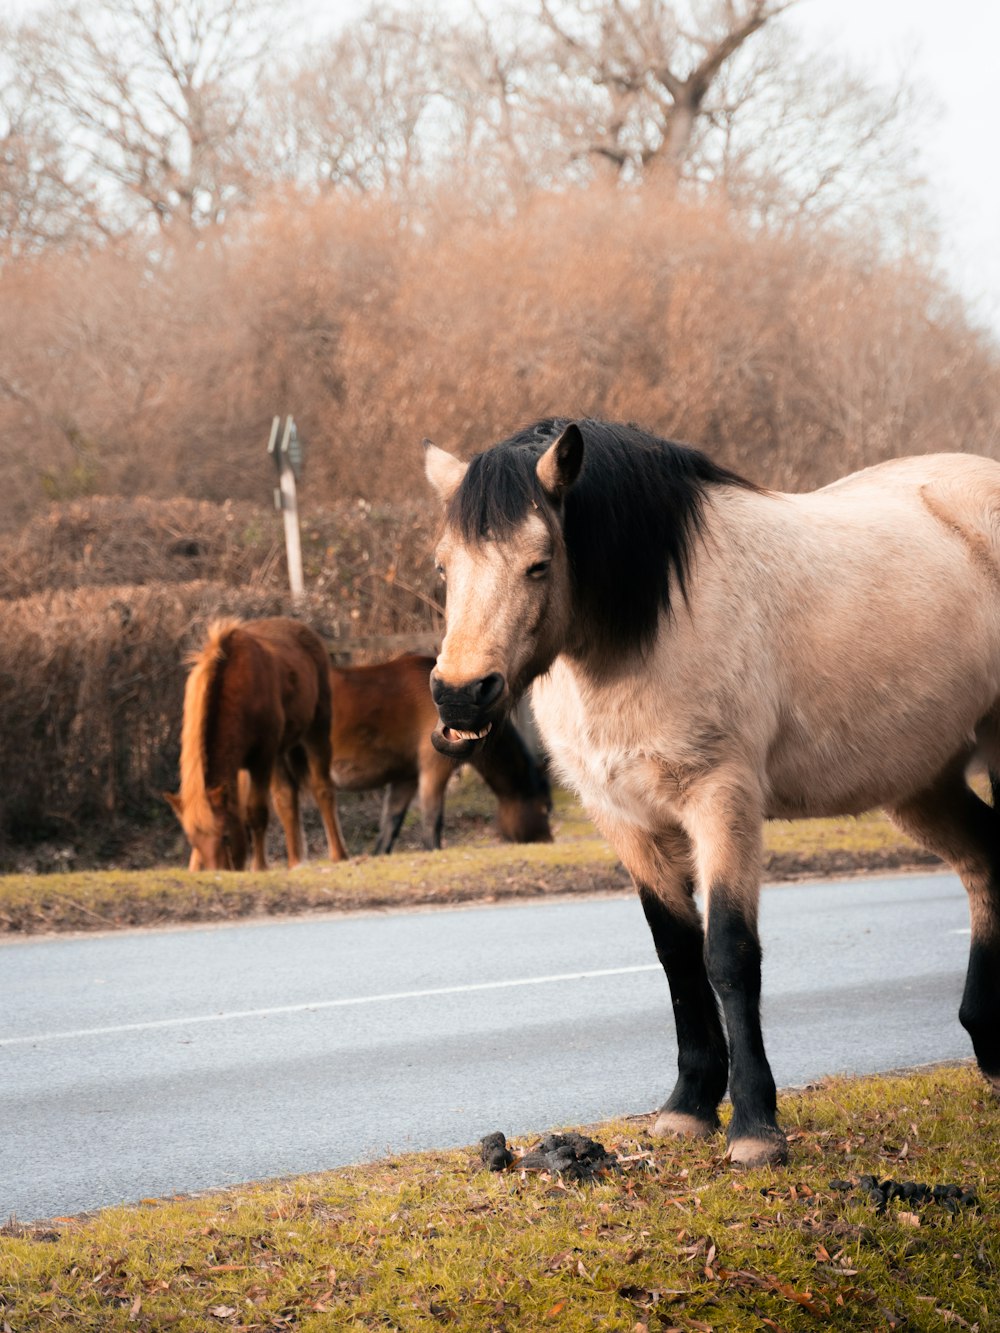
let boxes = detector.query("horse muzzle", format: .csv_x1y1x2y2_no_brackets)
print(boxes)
430,669,506,758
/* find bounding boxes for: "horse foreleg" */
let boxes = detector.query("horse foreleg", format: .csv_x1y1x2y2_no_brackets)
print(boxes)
302,742,348,862
270,761,304,869
418,763,448,850
375,778,418,854
639,884,729,1137
887,762,1000,1095
681,778,785,1168
605,821,728,1139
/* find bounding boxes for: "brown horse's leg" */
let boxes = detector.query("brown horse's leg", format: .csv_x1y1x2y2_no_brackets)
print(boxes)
606,820,728,1140
300,738,348,862
678,773,785,1168
271,759,305,869
418,755,451,850
374,778,418,854
886,760,1000,1094
244,764,272,871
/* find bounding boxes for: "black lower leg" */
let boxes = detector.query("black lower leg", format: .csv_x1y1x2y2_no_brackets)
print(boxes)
374,781,415,854
423,802,444,850
705,895,782,1151
960,929,1000,1083
639,885,728,1127
890,771,1000,1090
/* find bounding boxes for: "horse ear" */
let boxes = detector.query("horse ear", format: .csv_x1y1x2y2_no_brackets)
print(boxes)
423,440,468,503
536,423,584,499
205,784,226,812
163,791,182,815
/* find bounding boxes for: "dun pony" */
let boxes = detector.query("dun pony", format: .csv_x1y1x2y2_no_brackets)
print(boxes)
166,617,347,870
328,652,552,853
425,416,1000,1167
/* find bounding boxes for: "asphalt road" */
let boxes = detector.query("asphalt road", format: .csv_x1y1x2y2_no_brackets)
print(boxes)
1,870,974,1222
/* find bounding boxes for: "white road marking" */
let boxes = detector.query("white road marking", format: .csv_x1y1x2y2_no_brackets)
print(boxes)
0,964,660,1048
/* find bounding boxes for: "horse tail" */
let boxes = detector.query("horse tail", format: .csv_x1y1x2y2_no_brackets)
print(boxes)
178,619,242,823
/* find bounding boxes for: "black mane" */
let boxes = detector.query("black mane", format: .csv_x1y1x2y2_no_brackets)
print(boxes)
449,418,755,666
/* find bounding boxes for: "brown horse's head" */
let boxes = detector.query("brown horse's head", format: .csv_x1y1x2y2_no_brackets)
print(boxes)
164,786,247,871
495,783,554,844
424,423,582,760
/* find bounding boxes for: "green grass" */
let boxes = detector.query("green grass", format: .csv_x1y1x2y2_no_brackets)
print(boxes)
2,1066,996,1331
0,784,938,935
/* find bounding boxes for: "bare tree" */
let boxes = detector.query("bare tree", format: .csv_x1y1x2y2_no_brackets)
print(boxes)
700,27,927,234
538,0,793,185
261,6,445,197
21,0,283,232
0,19,104,252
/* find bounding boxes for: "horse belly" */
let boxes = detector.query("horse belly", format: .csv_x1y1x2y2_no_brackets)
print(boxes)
765,674,1000,818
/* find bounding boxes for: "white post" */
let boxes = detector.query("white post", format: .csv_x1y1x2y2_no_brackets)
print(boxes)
277,416,305,602
268,415,305,603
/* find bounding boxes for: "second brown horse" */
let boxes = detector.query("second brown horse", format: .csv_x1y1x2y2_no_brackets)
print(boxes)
328,653,552,852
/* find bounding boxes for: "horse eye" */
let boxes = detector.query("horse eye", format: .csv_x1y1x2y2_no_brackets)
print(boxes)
435,563,446,582
527,560,550,580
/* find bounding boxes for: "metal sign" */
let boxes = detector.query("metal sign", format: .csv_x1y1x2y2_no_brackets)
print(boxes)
268,415,303,482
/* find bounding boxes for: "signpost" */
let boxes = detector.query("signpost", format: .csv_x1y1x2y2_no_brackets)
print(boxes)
267,415,304,602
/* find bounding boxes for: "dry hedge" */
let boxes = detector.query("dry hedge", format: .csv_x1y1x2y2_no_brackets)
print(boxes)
0,493,443,868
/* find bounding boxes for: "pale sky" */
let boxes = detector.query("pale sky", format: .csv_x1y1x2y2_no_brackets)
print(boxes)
786,0,1000,332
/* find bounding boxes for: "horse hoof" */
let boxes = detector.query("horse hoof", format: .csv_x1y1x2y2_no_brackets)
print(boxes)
652,1110,719,1139
726,1133,788,1168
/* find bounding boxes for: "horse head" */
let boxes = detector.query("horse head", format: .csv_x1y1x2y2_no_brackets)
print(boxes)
423,422,583,759
495,763,554,843
163,785,247,871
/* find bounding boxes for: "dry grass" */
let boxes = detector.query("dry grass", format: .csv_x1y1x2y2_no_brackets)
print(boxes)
0,777,938,935
1,1066,996,1331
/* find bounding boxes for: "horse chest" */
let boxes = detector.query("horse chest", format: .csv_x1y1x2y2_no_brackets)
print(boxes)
532,669,677,830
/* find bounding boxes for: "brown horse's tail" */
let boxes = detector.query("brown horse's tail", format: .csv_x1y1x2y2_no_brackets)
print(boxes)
178,619,242,825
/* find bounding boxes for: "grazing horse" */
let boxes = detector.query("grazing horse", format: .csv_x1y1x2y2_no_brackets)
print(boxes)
166,617,347,870
328,652,552,853
424,417,1000,1167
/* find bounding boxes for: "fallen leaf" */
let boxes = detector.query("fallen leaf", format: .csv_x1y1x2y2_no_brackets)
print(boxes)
545,1300,566,1319
209,1307,236,1320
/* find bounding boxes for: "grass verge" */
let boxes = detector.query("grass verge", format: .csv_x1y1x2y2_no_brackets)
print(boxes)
0,791,939,935
2,1065,996,1331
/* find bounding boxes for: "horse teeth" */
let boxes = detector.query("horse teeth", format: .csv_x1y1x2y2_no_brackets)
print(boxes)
448,724,493,742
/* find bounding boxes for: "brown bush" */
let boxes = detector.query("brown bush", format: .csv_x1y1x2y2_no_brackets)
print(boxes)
2,188,998,530
0,493,441,633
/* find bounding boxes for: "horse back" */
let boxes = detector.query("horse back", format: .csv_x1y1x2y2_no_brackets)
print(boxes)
221,618,332,757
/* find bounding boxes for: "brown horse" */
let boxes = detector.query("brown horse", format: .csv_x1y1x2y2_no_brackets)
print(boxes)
425,416,1000,1167
166,617,347,870
328,653,552,853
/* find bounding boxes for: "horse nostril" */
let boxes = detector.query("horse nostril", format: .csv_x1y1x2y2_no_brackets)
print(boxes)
472,672,505,708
